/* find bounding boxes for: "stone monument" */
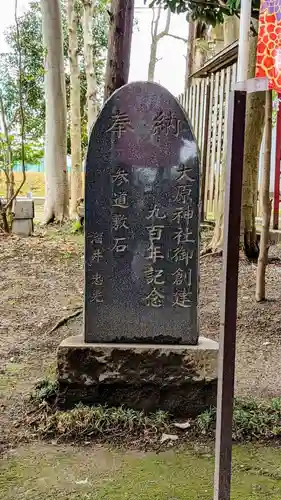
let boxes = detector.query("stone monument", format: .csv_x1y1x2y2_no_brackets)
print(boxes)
12,199,34,236
57,82,218,416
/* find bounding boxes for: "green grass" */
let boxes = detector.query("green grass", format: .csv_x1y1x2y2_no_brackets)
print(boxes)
1,443,281,499
0,172,46,197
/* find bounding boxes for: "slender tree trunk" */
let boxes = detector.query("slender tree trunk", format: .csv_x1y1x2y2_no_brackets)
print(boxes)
0,92,14,214
184,21,195,91
68,0,82,219
0,198,9,233
208,32,265,255
241,33,266,258
223,15,239,45
148,39,158,81
0,0,26,228
104,0,135,101
256,90,272,301
148,5,171,82
41,0,68,223
82,0,97,135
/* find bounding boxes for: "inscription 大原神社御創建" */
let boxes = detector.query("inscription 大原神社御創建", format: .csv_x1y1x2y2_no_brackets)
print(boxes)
84,82,200,344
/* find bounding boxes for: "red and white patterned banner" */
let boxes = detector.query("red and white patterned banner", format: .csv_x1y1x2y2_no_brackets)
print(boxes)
256,0,281,92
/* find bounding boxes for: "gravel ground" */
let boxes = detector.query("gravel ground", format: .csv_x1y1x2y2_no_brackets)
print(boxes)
1,226,281,448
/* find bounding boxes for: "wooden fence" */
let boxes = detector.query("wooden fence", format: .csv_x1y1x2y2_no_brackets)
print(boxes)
179,63,238,220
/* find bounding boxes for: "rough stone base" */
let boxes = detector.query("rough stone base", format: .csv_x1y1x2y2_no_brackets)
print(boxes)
57,335,219,417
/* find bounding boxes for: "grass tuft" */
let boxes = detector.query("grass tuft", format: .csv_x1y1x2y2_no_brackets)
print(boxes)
30,378,59,404
28,378,281,446
34,404,169,444
196,397,281,441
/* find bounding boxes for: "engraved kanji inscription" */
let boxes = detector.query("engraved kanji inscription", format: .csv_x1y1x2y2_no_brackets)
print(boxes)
173,289,191,308
177,164,195,183
172,207,194,225
91,248,103,263
107,111,133,138
170,247,194,266
112,214,129,231
84,81,200,344
174,185,192,205
112,192,129,209
147,244,164,263
144,266,165,286
91,289,104,303
92,273,104,286
146,204,166,220
113,237,128,253
152,110,181,139
173,228,195,246
112,168,129,186
147,225,164,243
173,268,192,286
89,232,103,245
145,287,165,308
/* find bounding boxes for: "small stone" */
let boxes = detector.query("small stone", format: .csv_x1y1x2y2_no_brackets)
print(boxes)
174,421,191,430
75,479,89,485
160,433,179,444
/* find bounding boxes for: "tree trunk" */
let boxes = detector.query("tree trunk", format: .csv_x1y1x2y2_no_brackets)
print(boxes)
241,33,266,258
82,0,97,135
104,0,134,101
0,92,14,216
223,16,239,46
256,90,272,301
184,21,195,90
0,198,9,233
208,32,265,255
41,0,68,223
148,40,157,81
68,0,82,219
148,5,171,82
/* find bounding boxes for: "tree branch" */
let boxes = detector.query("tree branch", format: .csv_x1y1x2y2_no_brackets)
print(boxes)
166,33,187,42
153,4,162,39
151,5,156,38
156,7,171,41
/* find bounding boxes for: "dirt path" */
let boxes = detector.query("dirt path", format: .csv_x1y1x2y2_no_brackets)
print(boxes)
1,227,281,449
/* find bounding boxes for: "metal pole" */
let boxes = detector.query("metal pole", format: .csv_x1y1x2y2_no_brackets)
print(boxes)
213,90,247,500
273,94,281,229
237,0,252,82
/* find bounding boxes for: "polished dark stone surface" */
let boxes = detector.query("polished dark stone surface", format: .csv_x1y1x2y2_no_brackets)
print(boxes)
84,82,199,344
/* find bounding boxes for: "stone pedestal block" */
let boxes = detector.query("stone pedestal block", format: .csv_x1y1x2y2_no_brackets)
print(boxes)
12,219,33,237
57,335,219,417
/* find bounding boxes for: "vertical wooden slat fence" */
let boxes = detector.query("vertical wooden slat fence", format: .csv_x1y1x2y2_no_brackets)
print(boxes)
178,62,237,220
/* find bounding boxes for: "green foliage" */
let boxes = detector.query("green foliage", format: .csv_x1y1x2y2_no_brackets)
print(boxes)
195,398,281,440
30,378,59,404
71,220,83,233
1,0,109,154
196,406,216,434
0,1,45,141
0,132,43,176
145,0,261,25
29,385,281,445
